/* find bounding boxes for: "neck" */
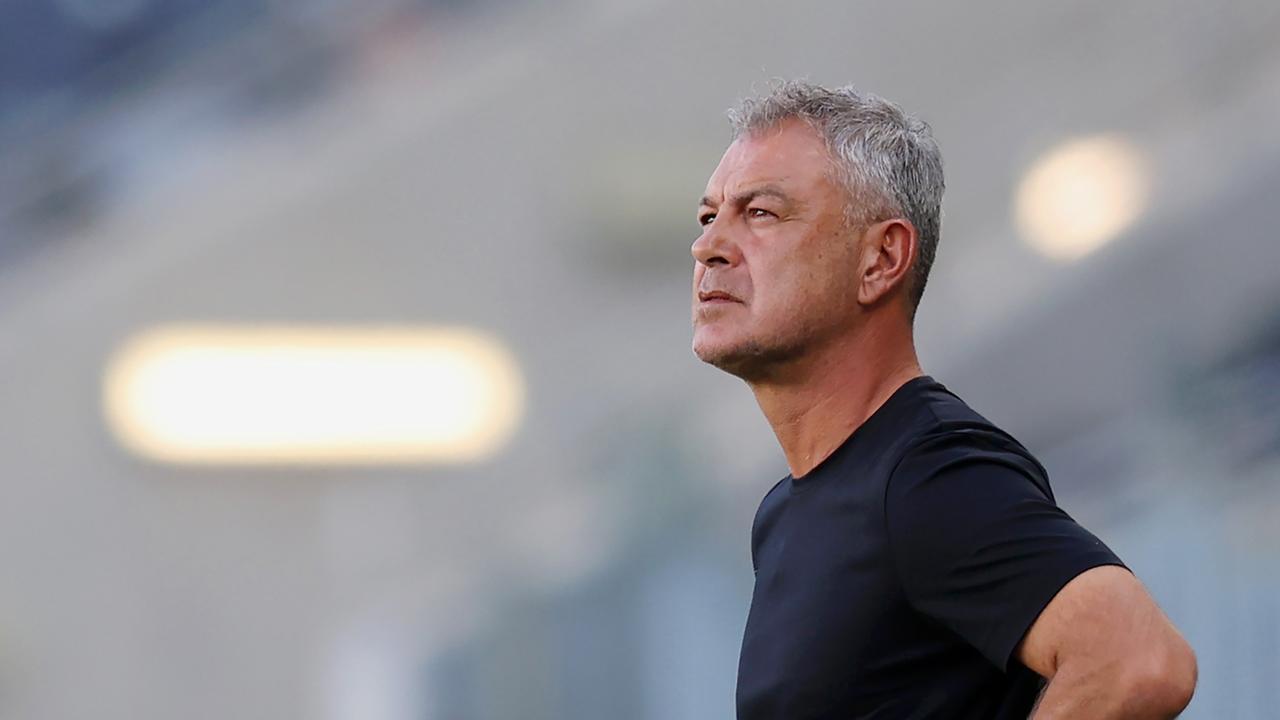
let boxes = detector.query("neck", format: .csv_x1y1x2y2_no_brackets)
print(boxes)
747,314,923,478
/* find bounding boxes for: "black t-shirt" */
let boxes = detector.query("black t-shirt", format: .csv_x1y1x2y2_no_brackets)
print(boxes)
736,376,1126,719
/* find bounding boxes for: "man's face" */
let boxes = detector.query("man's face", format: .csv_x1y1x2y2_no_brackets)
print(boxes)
692,119,863,380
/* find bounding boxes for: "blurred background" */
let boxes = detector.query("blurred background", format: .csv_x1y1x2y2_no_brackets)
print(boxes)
2,0,1279,718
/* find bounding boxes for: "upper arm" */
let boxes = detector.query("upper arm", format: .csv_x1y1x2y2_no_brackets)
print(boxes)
886,432,1128,671
1016,565,1197,691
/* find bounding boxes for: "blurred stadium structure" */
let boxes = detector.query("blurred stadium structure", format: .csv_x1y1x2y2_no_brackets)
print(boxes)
2,0,1279,718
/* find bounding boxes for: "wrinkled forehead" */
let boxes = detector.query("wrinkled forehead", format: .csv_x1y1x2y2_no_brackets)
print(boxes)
703,120,838,201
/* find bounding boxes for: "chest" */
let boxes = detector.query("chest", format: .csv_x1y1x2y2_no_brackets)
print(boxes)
737,484,920,717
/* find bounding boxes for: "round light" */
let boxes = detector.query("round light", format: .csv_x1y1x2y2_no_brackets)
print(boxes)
1015,134,1149,262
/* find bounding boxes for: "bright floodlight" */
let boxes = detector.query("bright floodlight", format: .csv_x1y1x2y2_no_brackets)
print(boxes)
1015,134,1149,261
103,325,524,465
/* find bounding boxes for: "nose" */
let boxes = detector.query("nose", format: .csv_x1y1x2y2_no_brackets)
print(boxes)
691,218,740,268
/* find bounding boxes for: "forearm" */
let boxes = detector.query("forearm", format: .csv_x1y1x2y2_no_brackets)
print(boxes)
1030,659,1194,720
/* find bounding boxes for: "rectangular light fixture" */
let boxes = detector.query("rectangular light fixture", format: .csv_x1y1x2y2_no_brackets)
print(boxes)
102,325,524,465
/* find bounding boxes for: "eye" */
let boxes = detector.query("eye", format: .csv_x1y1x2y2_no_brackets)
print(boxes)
698,212,716,226
748,207,776,219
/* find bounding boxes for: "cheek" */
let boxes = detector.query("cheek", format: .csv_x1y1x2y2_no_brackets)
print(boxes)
754,246,807,296
746,268,804,328
754,255,847,322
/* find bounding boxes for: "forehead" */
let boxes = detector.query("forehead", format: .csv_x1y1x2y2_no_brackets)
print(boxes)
704,119,835,199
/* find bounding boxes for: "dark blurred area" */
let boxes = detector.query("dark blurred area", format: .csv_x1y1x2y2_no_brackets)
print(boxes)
1,1,1278,718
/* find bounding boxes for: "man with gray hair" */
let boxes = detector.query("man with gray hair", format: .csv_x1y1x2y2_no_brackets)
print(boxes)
691,81,1197,718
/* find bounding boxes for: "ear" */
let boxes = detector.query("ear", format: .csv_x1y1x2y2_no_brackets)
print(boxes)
856,219,918,307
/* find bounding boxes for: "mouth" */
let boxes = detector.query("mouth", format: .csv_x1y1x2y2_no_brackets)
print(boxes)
698,290,742,304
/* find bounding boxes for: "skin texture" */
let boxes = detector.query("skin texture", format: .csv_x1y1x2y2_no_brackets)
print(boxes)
1019,566,1197,718
692,119,1196,715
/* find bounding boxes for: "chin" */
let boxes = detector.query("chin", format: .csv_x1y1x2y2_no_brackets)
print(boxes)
692,340,730,367
694,333,796,382
692,325,742,364
694,305,819,376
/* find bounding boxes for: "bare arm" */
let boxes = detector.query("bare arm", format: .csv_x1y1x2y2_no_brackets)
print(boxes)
1017,565,1197,719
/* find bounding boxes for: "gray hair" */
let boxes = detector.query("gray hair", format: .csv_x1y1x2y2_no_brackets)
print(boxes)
727,81,945,313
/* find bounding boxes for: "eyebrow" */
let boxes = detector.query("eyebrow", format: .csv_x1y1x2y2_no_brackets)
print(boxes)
699,184,794,210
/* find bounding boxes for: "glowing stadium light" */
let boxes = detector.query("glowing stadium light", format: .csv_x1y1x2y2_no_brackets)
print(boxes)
102,325,524,465
1014,134,1149,262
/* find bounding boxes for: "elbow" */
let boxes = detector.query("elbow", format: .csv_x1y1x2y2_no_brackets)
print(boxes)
1125,639,1198,717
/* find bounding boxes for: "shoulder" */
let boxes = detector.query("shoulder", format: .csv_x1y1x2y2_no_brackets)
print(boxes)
880,388,1127,670
887,380,1051,499
752,474,791,525
749,475,791,550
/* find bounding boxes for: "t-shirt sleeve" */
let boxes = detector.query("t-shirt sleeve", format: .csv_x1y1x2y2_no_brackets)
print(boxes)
884,430,1127,673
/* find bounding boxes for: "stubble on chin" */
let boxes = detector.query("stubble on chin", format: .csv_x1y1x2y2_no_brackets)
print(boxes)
693,333,809,384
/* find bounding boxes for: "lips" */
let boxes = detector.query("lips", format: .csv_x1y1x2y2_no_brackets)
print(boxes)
698,290,742,303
